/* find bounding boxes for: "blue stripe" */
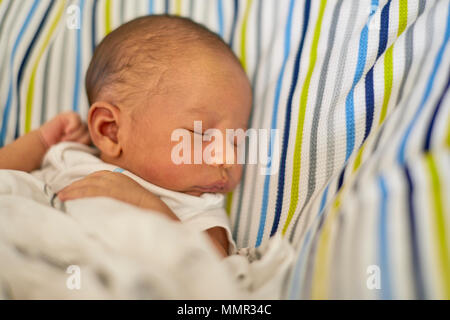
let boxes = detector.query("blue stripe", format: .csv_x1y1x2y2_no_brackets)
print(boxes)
165,0,169,14
228,0,238,49
217,0,224,38
289,181,331,298
398,2,450,164
337,165,346,190
92,0,98,54
0,0,40,146
377,1,391,59
13,0,55,140
0,0,42,146
73,0,85,113
424,70,450,151
364,68,375,142
405,166,426,299
256,0,296,247
288,184,330,297
310,181,330,245
344,0,380,160
378,176,392,299
362,0,392,146
149,0,154,14
232,0,263,242
317,202,328,230
318,184,329,213
271,0,311,237
288,229,312,298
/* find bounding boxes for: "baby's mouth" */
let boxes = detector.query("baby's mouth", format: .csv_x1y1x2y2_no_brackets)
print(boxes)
191,168,232,194
195,180,230,193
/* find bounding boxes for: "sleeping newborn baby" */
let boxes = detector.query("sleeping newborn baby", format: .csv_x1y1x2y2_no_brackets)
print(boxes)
0,15,252,258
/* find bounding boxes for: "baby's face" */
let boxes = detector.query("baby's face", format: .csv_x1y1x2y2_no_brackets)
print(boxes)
118,49,252,196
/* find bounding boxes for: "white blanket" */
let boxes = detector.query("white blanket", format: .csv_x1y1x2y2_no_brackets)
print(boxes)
0,169,294,299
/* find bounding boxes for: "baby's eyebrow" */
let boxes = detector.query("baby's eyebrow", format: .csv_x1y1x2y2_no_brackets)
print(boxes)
186,107,248,129
186,107,221,123
186,107,218,115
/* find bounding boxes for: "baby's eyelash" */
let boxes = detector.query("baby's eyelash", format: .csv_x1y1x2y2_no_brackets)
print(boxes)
187,129,241,147
188,129,204,136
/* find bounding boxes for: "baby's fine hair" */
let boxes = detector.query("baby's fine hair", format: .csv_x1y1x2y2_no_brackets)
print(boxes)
85,15,239,107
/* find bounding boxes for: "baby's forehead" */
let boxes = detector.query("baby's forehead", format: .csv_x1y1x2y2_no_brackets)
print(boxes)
86,15,240,105
120,35,239,85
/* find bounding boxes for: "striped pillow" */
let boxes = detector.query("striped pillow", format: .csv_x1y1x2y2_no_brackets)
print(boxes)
0,0,448,299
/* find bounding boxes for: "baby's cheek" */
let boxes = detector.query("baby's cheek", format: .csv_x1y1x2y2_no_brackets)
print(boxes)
151,159,179,179
146,158,196,189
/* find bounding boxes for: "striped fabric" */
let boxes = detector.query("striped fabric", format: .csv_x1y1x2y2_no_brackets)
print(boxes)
0,0,449,299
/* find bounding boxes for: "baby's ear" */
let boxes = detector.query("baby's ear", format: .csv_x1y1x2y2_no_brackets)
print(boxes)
88,101,122,158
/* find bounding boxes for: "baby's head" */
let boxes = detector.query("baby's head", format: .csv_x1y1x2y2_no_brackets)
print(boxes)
85,15,252,196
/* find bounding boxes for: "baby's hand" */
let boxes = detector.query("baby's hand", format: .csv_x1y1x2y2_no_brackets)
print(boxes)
58,170,229,258
57,170,179,221
38,111,91,149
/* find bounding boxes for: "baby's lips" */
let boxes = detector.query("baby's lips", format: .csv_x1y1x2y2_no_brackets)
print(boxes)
196,180,230,193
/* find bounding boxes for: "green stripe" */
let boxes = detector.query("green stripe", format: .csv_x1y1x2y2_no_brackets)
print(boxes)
426,153,450,299
25,2,65,133
353,144,365,172
379,0,408,125
227,0,252,218
282,0,327,234
176,0,182,15
379,45,393,125
240,0,253,72
105,0,112,35
398,0,408,36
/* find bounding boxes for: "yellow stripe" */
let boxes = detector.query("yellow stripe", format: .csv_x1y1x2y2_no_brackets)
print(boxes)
353,144,365,172
379,1,408,125
240,0,253,72
311,0,411,299
175,0,182,15
283,0,327,234
227,0,252,218
311,194,341,299
378,45,394,125
398,0,408,37
425,153,450,299
25,1,65,133
105,0,112,35
353,0,409,169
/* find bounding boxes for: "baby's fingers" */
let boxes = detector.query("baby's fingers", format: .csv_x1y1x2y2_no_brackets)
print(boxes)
61,112,82,134
61,123,89,142
58,185,106,201
58,174,108,197
77,131,92,146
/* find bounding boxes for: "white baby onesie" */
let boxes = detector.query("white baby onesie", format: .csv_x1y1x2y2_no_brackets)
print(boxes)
31,142,236,254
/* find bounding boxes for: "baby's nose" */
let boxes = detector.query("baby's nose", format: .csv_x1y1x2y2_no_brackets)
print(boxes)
207,146,234,168
208,155,233,168
210,161,233,169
